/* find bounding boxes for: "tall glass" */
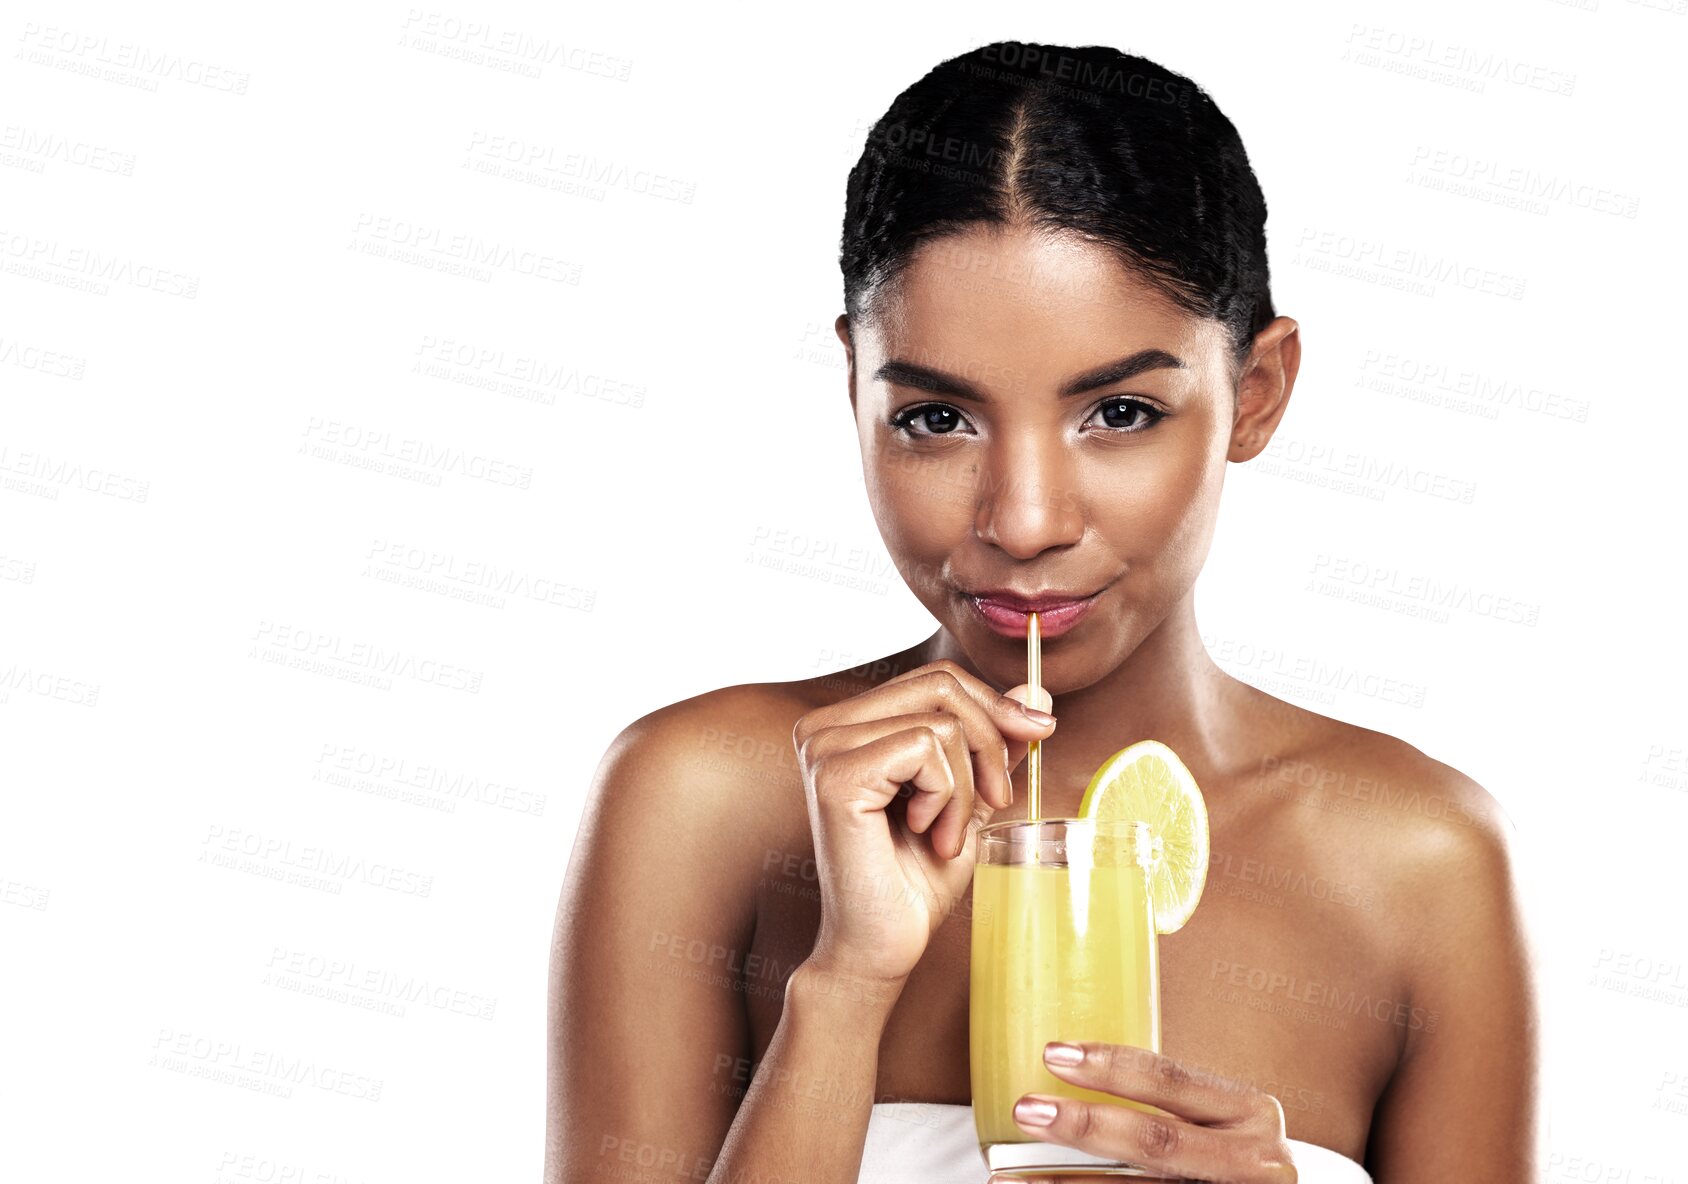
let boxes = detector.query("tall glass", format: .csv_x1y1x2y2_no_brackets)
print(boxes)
970,818,1167,1177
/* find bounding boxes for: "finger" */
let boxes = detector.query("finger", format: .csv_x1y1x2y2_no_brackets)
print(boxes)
1038,1042,1264,1126
892,713,973,856
803,662,1053,810
809,726,956,839
878,665,1049,810
876,660,1055,744
917,712,980,860
1010,1092,1275,1183
803,713,977,858
883,662,1055,741
1001,683,1053,715
999,682,1054,775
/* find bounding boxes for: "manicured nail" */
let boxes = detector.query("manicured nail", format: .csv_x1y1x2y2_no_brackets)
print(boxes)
1044,1041,1083,1066
1022,705,1055,725
1014,1096,1058,1126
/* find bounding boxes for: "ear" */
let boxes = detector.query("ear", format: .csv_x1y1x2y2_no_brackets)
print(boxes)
835,313,856,413
1228,317,1301,463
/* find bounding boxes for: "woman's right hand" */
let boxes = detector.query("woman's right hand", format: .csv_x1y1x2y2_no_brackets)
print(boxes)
791,658,1056,991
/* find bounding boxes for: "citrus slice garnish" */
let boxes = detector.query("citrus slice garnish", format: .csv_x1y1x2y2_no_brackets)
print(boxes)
1077,740,1209,934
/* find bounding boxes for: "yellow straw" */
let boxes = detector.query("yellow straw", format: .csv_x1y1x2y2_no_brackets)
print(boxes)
1026,611,1041,822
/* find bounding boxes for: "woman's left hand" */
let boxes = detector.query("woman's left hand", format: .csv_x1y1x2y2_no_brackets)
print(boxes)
997,1041,1299,1183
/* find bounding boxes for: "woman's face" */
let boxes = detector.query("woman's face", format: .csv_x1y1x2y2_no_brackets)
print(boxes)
837,222,1264,694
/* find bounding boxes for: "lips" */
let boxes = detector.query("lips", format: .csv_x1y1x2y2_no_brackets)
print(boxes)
964,589,1100,639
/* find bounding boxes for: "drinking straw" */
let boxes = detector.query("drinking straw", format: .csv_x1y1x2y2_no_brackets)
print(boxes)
1026,611,1042,822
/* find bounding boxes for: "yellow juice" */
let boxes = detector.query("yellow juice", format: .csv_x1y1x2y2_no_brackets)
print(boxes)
970,858,1161,1149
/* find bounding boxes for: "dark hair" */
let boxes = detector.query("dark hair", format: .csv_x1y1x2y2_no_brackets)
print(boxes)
840,41,1275,378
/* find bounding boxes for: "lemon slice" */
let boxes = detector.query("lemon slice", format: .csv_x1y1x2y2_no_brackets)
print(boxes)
1077,740,1209,934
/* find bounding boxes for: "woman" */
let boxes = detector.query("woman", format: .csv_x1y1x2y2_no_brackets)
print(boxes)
546,40,1538,1183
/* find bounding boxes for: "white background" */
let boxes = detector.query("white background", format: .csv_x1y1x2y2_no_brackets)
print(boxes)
3,1,1685,1181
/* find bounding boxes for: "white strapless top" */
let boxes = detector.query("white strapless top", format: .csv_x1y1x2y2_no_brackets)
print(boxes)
861,1103,1372,1183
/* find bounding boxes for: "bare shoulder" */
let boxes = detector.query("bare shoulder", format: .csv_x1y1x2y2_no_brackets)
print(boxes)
547,677,850,1182
1254,694,1515,854
591,680,817,836
583,672,866,863
1256,715,1543,1167
604,680,810,787
1309,716,1527,951
608,662,882,766
1238,687,1524,938
1242,694,1535,1062
1257,696,1529,971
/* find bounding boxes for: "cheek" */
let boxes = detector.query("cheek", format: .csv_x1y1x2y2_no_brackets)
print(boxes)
866,449,977,557
1081,440,1221,571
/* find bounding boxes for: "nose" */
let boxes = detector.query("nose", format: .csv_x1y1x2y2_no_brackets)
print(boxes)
973,437,1085,559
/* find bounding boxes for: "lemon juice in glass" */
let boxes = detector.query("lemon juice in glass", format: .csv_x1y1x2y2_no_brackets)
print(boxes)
970,736,1209,1177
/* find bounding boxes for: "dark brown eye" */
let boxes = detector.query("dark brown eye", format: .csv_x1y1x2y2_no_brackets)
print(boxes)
889,404,968,436
1091,398,1164,432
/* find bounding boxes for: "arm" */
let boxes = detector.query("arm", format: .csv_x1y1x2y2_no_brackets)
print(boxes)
1364,784,1542,1178
543,697,907,1184
711,958,905,1183
544,706,753,1182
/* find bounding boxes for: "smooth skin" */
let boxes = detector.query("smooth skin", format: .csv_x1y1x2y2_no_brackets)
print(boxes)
545,223,1540,1183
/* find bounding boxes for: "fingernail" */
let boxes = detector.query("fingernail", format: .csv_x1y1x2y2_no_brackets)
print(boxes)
1044,1041,1084,1066
1021,705,1055,725
1014,1096,1057,1126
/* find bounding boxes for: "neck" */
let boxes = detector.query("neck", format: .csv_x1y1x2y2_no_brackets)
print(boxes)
905,591,1246,816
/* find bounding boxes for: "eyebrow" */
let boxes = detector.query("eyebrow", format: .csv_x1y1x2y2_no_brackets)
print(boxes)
872,348,1186,402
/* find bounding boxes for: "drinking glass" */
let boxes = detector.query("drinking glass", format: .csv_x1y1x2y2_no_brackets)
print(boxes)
970,817,1168,1177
